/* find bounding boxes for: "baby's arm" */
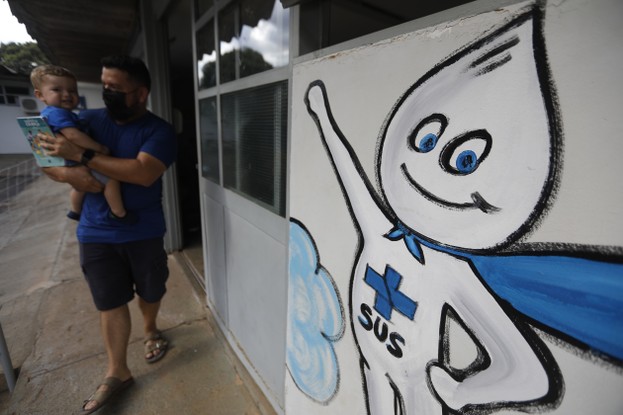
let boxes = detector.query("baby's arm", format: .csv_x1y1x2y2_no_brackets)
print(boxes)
59,127,109,155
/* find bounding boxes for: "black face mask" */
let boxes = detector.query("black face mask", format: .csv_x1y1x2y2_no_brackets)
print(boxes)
102,88,135,121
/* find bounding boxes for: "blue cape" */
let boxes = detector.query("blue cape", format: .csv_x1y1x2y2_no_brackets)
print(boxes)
386,224,623,362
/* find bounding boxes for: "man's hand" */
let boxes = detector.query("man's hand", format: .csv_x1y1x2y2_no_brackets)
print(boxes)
42,166,104,193
37,131,83,162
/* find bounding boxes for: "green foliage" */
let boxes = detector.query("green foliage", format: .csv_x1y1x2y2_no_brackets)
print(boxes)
0,42,50,75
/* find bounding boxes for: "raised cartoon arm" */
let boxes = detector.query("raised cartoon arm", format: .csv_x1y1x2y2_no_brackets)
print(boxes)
305,81,390,235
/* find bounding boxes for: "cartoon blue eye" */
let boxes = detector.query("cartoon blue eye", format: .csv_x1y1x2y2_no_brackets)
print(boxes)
456,150,478,173
419,133,438,152
408,114,447,153
440,129,492,175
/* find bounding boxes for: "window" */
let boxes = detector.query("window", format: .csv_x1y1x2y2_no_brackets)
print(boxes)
298,0,474,55
197,0,289,89
195,0,214,19
221,81,287,215
199,97,220,183
0,85,29,106
5,86,29,95
196,0,290,217
196,19,216,89
218,0,289,83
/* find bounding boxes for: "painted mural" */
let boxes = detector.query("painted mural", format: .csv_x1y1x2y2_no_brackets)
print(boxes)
288,218,345,403
287,2,623,415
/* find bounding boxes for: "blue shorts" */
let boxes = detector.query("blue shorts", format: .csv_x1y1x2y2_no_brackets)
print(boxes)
79,238,169,311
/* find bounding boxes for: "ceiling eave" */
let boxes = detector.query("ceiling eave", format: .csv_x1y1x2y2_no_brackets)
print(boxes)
7,0,140,83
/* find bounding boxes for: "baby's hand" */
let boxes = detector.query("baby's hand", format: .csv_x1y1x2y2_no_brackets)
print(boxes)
100,146,110,156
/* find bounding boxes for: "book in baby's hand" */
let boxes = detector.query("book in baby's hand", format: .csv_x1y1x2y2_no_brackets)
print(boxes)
16,116,65,167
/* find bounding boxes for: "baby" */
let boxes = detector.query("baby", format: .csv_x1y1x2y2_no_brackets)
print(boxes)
31,65,135,223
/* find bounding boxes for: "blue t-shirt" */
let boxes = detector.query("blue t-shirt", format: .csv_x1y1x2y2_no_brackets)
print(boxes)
41,106,82,133
76,109,177,244
41,106,85,167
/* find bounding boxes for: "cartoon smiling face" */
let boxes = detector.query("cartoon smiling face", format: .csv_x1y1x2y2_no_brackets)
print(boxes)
378,16,560,251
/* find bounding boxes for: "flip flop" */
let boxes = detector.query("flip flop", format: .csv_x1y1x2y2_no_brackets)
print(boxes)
80,376,134,414
144,331,168,363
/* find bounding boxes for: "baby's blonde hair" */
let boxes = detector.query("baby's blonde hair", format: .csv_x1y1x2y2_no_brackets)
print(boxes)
30,64,77,89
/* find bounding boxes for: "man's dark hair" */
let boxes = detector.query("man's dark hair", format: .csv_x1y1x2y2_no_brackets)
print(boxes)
101,55,151,91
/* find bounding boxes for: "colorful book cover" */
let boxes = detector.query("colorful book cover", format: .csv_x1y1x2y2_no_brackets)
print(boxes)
16,116,65,167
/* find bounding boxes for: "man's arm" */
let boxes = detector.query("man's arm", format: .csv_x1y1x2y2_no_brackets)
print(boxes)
42,165,105,193
39,132,167,187
82,151,167,187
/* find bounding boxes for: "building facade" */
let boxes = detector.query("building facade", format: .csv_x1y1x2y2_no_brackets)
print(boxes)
10,0,623,414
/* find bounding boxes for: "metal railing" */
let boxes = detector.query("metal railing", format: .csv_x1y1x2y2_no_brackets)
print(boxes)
0,157,44,393
0,157,43,215
0,157,52,256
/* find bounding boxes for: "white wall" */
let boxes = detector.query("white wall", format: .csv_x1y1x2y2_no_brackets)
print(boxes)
201,182,289,412
286,0,623,414
0,78,44,154
0,102,41,154
77,81,105,111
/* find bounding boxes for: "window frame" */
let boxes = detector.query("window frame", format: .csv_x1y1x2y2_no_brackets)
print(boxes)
219,80,288,215
194,0,291,217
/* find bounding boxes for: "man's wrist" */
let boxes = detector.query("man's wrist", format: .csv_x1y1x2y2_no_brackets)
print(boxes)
80,149,95,166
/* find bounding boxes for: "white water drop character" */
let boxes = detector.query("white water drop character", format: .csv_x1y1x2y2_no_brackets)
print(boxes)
305,7,561,415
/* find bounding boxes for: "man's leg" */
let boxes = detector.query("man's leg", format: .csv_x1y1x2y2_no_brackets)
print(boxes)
138,297,160,336
138,297,166,360
83,304,133,412
101,304,133,379
133,238,169,361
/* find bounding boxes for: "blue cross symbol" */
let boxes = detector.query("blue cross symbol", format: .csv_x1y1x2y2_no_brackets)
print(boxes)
364,265,417,321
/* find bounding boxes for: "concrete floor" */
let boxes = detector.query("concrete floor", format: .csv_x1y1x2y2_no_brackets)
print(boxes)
0,166,279,415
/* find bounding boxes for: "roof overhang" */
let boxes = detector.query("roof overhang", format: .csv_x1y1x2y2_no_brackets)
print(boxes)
7,0,139,83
